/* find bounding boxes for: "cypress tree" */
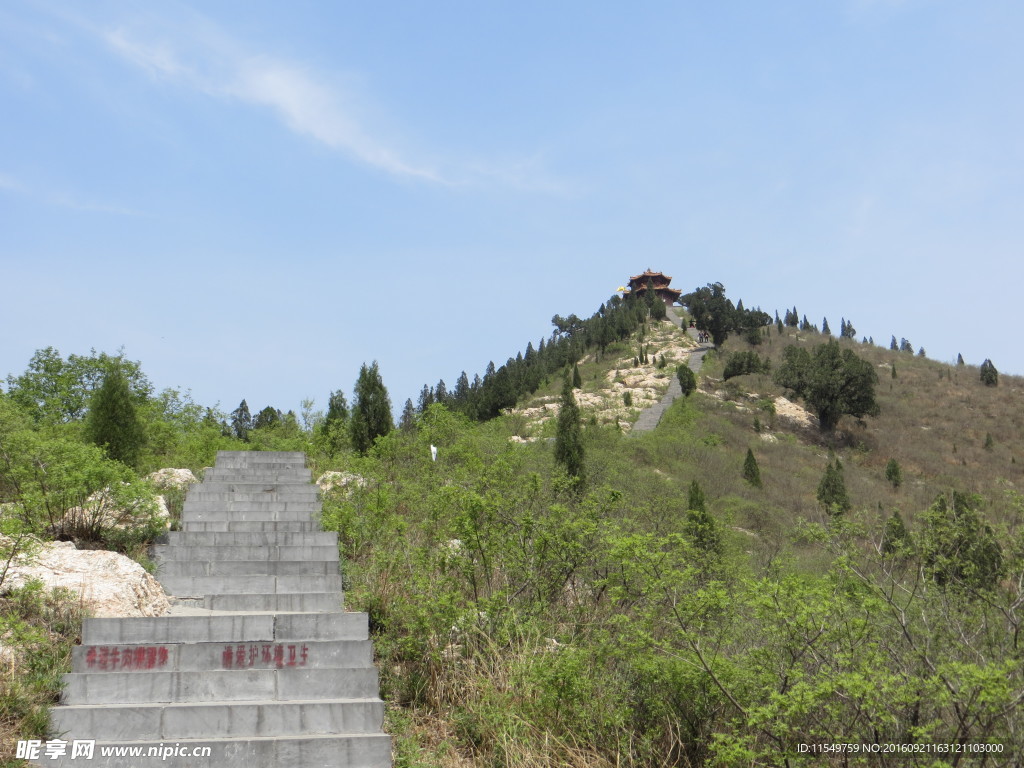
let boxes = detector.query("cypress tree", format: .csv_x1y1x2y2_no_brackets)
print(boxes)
85,362,145,468
957,352,965,366
554,375,585,482
980,359,998,387
822,317,831,335
400,398,417,432
885,458,902,488
817,460,850,515
742,448,762,487
676,364,697,396
572,362,582,389
230,399,252,442
687,479,706,513
350,361,394,455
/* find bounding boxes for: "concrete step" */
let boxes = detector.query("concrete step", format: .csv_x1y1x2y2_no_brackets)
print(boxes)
155,559,338,578
180,512,323,526
158,574,342,596
51,698,385,741
179,520,320,532
72,639,373,673
83,611,369,645
183,501,319,514
185,495,320,507
43,733,392,768
154,530,337,547
153,544,338,562
186,488,321,500
62,667,380,704
203,592,343,612
203,469,312,482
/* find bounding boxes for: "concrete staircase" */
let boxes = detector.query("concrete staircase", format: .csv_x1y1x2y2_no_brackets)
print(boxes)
46,451,391,767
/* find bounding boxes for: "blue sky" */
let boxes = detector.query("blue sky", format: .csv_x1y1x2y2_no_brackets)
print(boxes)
2,0,1022,417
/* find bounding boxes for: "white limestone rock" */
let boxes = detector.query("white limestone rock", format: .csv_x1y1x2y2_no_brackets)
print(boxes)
145,468,199,491
316,471,368,495
2,538,170,618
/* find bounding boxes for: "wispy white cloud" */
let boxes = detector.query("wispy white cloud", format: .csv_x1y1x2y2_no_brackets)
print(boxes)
103,20,446,184
98,12,568,192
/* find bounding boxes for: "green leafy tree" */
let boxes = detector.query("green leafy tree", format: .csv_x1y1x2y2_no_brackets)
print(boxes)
884,458,902,488
817,460,850,515
554,375,585,482
350,361,394,455
774,340,879,433
742,448,762,488
881,511,913,556
980,358,998,387
676,364,697,397
252,406,281,431
920,492,1004,592
84,363,146,468
682,282,736,348
5,347,150,424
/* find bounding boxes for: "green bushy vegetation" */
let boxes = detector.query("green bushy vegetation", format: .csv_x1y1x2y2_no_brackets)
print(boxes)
3,283,1024,766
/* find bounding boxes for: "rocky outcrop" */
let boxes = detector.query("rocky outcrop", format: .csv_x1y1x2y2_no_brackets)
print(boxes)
316,471,367,495
146,468,199,491
2,538,170,618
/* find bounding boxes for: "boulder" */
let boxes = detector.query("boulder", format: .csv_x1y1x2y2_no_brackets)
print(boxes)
2,538,170,618
316,471,367,495
145,468,199,491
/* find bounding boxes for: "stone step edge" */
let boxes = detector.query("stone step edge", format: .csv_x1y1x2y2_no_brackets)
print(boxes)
53,696,385,711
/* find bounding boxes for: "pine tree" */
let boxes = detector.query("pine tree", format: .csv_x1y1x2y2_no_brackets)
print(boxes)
822,317,831,335
980,359,998,387
742,448,762,487
884,458,902,489
400,398,417,432
685,506,721,556
572,362,582,389
817,460,850,515
230,399,252,442
957,352,965,366
890,336,899,351
554,375,585,482
85,362,146,467
687,479,706,513
350,361,394,455
918,347,926,357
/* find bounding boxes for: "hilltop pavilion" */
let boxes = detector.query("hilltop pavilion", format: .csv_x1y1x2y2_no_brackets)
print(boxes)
627,269,682,306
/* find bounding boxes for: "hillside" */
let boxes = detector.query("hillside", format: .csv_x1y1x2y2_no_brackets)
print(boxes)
2,288,1023,767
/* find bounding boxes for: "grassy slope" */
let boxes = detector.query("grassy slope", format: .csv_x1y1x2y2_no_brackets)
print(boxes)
320,315,1023,767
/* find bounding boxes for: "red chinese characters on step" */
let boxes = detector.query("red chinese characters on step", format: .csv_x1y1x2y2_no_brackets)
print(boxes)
222,643,309,669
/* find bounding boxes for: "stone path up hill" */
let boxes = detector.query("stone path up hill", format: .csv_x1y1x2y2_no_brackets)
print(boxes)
630,308,711,434
44,451,391,768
